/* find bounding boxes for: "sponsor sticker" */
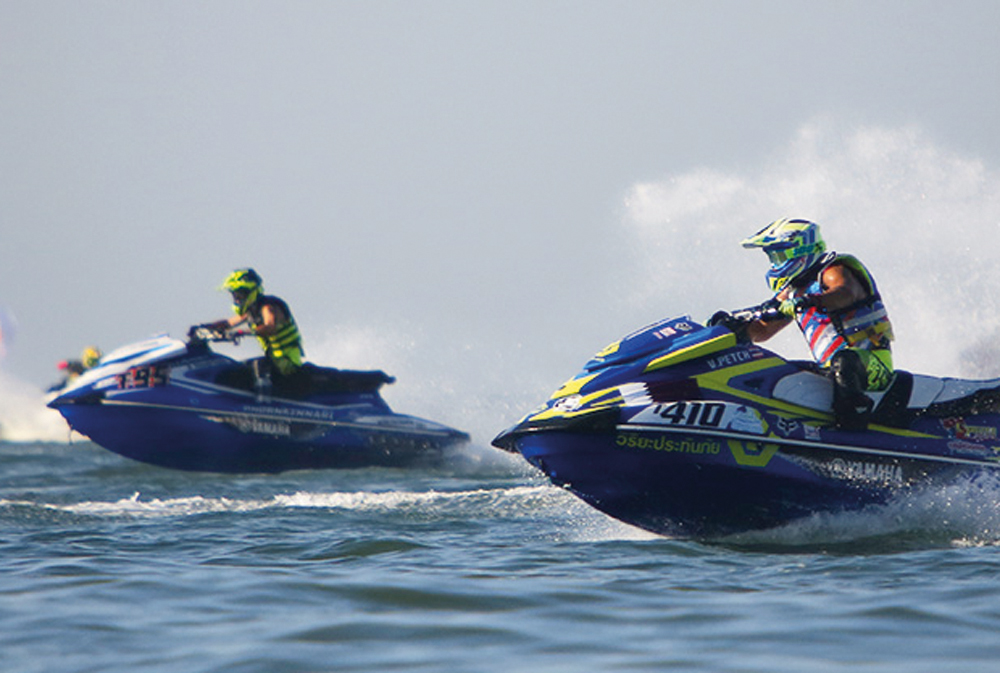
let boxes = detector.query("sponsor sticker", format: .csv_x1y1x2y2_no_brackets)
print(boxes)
615,433,720,455
827,458,904,485
117,365,169,389
942,417,998,442
629,401,767,436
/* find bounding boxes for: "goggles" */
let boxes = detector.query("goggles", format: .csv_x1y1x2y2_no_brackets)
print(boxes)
766,242,822,266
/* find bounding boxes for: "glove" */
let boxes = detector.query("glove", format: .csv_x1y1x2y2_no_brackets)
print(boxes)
707,310,735,328
707,310,753,342
778,294,819,317
188,324,228,344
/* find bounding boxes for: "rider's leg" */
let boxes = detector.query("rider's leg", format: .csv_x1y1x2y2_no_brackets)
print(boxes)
830,349,872,431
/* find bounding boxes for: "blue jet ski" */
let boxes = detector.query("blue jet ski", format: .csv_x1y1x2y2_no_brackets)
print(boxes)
493,307,1000,538
49,328,469,472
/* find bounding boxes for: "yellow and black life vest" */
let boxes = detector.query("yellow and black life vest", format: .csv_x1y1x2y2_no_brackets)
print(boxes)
248,295,304,375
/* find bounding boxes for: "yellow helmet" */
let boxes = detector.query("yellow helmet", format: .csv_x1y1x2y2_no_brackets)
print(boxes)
81,346,102,369
742,219,827,293
220,268,263,314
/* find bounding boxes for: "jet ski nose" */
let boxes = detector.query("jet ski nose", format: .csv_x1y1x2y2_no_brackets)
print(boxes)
491,427,519,453
47,389,105,409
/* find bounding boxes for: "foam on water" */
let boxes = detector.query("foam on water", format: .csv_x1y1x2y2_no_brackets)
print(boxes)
24,472,1000,549
1,486,546,518
718,472,1000,550
0,371,71,443
0,480,656,543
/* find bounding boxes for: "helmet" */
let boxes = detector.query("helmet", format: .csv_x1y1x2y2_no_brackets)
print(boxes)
220,268,263,314
81,346,102,369
741,219,827,293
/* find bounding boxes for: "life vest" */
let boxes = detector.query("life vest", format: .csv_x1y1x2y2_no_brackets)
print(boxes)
790,254,894,367
248,295,304,374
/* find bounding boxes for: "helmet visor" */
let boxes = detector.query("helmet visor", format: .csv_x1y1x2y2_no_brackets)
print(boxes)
766,242,823,266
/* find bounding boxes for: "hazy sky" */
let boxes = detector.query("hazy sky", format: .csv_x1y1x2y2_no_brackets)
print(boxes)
2,1,1000,438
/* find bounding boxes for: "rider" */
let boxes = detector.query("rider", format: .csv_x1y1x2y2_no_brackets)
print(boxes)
49,346,103,392
740,219,894,431
204,268,304,396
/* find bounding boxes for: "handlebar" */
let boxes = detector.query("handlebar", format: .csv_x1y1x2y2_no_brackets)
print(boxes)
707,299,785,337
730,299,784,324
187,325,252,345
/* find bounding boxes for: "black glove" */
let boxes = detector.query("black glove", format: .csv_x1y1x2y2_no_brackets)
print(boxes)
707,310,754,342
707,310,738,330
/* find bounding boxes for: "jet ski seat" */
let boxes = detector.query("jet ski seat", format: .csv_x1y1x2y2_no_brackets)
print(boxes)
293,364,395,396
871,371,1000,423
914,376,1000,418
214,362,395,399
774,367,1000,428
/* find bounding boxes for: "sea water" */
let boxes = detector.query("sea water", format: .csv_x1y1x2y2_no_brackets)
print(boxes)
4,438,1000,673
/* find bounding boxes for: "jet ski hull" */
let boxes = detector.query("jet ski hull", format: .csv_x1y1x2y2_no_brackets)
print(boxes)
56,402,464,472
501,427,974,537
50,335,469,472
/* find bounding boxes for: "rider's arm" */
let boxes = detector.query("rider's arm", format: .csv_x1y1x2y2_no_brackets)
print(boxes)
206,314,248,331
748,264,867,342
745,315,791,342
252,303,287,337
744,287,792,342
813,263,868,311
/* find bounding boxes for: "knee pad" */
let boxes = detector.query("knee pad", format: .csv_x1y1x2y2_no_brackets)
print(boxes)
830,350,866,393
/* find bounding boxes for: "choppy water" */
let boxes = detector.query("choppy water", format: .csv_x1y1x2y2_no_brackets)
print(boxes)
4,439,1000,673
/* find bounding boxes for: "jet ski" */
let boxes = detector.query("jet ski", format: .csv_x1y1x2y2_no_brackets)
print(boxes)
493,306,1000,538
49,327,469,472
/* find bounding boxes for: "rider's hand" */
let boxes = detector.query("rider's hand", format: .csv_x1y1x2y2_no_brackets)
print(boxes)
778,294,819,317
223,328,254,342
707,310,734,328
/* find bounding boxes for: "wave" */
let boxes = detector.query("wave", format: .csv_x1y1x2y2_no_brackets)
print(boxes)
1,485,546,517
717,472,1000,552
0,371,72,443
7,462,1000,550
0,482,655,542
0,484,557,518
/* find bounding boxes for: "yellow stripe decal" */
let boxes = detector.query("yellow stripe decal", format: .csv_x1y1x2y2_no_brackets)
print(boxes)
549,373,599,400
644,332,737,373
695,358,935,438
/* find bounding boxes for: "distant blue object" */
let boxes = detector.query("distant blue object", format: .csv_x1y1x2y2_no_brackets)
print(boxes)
49,330,468,472
493,313,1000,538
